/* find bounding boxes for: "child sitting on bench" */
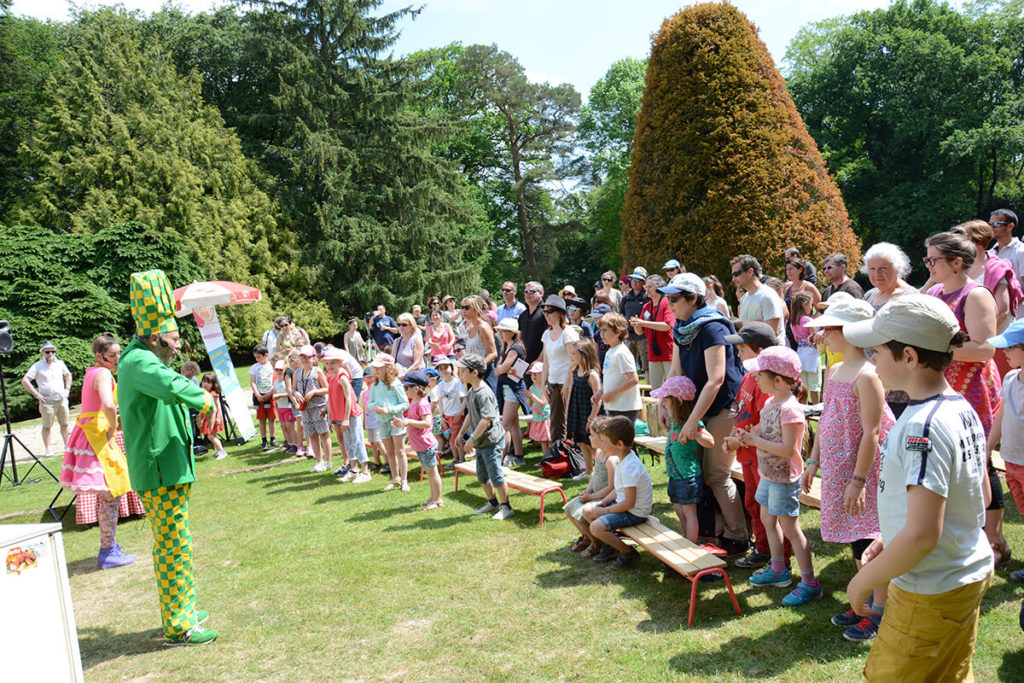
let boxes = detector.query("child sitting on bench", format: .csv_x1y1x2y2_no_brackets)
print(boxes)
564,417,619,557
583,415,653,570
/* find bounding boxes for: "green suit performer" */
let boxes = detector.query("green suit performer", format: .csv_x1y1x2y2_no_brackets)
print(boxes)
118,270,219,646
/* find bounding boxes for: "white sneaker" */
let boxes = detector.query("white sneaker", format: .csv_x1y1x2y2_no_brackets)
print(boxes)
340,471,357,482
473,502,499,515
571,470,589,481
492,506,515,521
213,450,228,460
353,472,372,484
311,461,328,473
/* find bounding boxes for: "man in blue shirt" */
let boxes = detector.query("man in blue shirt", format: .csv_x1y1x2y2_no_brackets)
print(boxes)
497,281,526,324
370,305,398,352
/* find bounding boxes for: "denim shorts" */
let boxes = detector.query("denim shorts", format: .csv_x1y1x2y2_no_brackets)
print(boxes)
754,478,801,517
668,475,703,506
598,510,646,531
502,385,517,402
417,447,438,469
378,417,407,440
475,436,506,486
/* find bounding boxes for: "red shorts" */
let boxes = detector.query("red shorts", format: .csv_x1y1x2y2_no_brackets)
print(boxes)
443,413,464,437
256,401,277,420
277,407,296,423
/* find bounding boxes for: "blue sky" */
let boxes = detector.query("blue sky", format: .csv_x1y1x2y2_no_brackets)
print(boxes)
12,1,932,98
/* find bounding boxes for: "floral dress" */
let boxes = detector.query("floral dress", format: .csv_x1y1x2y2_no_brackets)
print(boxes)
817,369,894,543
928,282,1003,436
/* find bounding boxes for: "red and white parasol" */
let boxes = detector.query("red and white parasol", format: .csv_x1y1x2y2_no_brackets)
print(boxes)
173,280,262,317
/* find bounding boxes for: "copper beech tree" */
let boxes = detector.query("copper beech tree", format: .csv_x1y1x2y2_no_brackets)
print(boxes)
622,2,861,284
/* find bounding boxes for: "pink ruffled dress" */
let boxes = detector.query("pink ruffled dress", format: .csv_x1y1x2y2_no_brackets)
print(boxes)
817,369,894,543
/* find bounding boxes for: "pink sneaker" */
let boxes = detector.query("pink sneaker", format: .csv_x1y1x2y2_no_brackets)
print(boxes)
296,447,305,457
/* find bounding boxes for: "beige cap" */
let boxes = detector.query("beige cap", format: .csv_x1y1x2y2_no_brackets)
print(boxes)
843,294,960,352
805,297,875,327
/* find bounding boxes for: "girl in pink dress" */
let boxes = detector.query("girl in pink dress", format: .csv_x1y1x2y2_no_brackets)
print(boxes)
61,334,143,569
805,298,895,641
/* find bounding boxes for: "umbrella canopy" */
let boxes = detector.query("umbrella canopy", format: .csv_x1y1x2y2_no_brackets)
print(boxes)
173,280,262,317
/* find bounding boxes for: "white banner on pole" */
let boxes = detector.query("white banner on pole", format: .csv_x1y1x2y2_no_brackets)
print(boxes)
192,306,258,441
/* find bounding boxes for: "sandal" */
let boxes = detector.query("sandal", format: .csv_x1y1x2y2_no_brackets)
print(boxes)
424,499,444,511
580,543,602,559
400,483,411,493
570,536,591,553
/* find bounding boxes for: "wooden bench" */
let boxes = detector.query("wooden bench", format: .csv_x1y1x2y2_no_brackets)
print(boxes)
619,517,742,627
632,436,822,509
453,461,567,525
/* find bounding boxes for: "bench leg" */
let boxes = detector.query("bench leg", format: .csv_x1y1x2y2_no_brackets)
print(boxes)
454,468,460,493
537,489,569,527
687,568,741,627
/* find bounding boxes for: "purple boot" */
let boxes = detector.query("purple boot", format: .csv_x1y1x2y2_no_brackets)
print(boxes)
97,543,136,570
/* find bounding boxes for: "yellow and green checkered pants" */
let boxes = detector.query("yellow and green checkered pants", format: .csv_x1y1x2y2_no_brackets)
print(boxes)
138,483,199,637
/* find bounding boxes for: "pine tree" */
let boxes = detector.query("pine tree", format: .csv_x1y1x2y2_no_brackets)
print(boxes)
622,3,860,283
14,9,328,347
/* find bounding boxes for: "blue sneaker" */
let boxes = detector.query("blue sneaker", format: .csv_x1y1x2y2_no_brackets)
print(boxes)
843,613,881,642
749,567,792,587
782,581,823,606
831,608,862,627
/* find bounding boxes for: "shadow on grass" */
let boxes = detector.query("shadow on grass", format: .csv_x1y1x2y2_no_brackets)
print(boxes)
999,642,1024,681
533,546,754,632
78,626,165,666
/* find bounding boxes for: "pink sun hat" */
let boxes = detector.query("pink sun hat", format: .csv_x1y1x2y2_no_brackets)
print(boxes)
747,346,801,380
650,375,696,401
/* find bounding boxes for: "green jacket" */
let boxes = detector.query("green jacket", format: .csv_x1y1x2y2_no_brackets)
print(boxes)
118,338,212,492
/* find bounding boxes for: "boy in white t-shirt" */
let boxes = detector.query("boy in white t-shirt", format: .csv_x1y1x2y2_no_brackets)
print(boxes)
436,357,467,467
596,313,643,422
249,343,277,450
584,415,653,570
845,295,993,681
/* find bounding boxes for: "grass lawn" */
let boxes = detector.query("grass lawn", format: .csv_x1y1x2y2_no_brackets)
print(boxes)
1,436,1022,681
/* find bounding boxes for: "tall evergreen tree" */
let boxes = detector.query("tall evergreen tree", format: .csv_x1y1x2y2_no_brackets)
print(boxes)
622,3,860,284
14,9,325,346
213,0,488,312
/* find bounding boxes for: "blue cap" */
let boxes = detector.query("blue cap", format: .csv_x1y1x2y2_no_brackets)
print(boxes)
988,319,1024,348
590,303,612,319
425,367,440,379
401,369,429,387
663,259,682,270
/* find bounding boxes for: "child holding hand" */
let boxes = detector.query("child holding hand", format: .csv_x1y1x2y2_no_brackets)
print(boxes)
652,375,713,543
738,347,819,607
564,417,619,557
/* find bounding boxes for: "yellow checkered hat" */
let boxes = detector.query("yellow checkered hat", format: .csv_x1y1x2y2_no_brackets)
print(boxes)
129,270,179,337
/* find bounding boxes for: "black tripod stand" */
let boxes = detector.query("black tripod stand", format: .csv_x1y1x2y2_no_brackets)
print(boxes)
0,355,59,489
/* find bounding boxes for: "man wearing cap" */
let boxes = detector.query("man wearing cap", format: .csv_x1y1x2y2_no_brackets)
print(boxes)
844,294,992,681
119,270,219,646
495,282,526,325
821,254,864,304
620,268,650,380
21,341,72,456
370,305,398,353
631,275,675,389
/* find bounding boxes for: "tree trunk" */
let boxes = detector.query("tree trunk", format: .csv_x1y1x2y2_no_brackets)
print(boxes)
509,130,537,278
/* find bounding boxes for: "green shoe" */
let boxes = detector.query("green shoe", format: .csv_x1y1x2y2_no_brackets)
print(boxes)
194,610,209,625
164,624,218,646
